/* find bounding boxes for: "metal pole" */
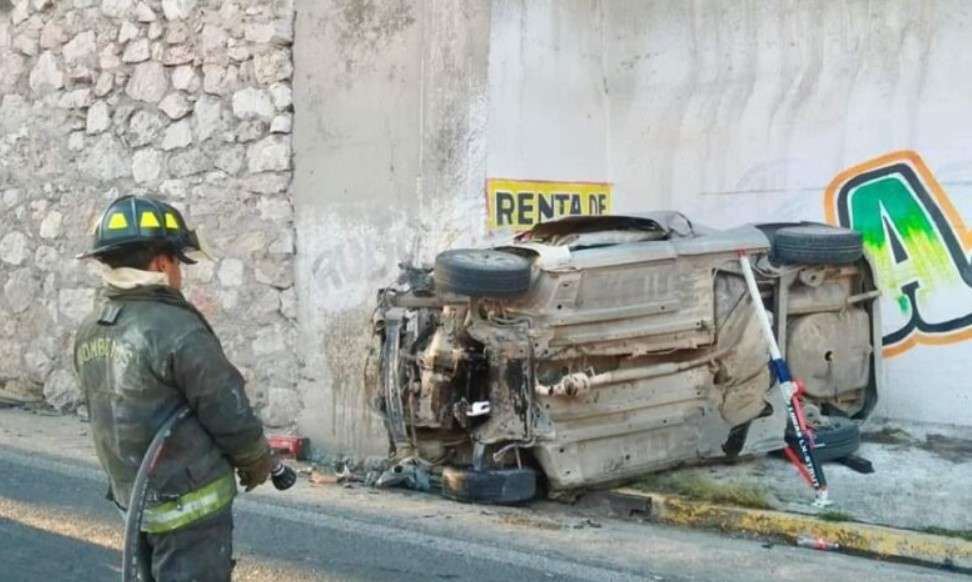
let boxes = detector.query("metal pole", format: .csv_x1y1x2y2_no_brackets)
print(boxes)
738,254,830,506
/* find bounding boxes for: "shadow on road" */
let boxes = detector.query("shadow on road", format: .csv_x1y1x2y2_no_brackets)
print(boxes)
0,517,119,580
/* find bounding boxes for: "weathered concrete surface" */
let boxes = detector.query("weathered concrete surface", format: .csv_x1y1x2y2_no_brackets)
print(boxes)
293,0,492,456
0,0,299,428
486,0,609,181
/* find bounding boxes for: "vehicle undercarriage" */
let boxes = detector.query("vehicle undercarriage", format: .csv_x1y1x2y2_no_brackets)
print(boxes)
371,214,881,503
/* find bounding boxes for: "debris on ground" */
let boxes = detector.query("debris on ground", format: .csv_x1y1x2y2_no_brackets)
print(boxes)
374,458,434,492
308,471,339,486
796,535,840,551
499,514,563,531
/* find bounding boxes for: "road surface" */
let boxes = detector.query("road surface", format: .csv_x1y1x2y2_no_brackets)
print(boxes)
0,409,963,581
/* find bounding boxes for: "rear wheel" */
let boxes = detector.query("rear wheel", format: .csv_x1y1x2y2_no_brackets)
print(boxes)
434,249,533,298
755,222,804,264
773,225,863,265
441,465,539,504
785,416,861,462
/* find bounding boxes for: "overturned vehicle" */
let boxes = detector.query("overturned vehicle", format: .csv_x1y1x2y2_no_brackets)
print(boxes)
372,214,881,503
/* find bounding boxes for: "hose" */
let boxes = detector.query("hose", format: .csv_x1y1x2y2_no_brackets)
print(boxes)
122,404,192,582
121,405,298,581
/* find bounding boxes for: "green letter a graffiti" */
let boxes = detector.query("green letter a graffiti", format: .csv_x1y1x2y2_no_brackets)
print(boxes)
826,151,972,356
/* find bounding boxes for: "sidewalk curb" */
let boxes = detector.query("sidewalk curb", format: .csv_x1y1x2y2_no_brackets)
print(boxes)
609,488,971,572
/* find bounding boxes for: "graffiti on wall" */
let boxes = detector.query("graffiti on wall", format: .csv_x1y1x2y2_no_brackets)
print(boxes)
825,151,972,357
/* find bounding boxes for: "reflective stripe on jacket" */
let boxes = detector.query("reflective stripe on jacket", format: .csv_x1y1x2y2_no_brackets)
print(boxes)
141,473,237,533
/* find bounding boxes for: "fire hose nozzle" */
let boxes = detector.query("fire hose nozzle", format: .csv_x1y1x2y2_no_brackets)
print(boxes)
271,461,297,491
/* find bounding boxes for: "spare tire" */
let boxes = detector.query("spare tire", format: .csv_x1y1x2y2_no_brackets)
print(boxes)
785,416,860,463
774,225,863,265
435,249,532,298
441,465,538,505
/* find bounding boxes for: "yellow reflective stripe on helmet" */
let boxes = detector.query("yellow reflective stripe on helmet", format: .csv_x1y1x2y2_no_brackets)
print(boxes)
164,212,180,230
140,211,162,228
141,473,236,533
107,213,129,230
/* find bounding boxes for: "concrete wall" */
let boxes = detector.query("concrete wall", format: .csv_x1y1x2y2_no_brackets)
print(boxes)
293,0,491,455
486,0,972,425
0,0,301,427
486,0,609,181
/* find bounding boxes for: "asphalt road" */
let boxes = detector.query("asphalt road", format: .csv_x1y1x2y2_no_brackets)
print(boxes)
0,441,962,581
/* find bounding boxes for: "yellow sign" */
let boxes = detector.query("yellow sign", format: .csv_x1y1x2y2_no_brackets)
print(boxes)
486,178,613,231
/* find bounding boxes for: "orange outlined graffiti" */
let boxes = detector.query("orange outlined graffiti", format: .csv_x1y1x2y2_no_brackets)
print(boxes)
825,151,972,358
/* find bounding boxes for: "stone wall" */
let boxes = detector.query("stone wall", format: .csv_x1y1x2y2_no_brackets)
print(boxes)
0,0,300,428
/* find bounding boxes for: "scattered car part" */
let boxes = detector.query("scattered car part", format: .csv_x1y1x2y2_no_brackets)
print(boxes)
441,465,538,504
773,225,864,265
434,249,533,297
836,453,875,474
739,253,829,506
375,458,434,491
796,535,840,551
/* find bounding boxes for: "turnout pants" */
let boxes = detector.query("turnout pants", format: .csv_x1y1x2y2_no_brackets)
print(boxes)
141,506,235,582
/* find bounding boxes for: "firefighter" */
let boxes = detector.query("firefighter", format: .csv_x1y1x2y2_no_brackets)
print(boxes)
74,195,272,581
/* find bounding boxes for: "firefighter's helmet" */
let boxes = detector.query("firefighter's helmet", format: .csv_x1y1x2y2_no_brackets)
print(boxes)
78,195,208,264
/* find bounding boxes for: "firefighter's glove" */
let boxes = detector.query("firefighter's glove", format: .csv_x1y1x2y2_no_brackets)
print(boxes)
237,450,273,492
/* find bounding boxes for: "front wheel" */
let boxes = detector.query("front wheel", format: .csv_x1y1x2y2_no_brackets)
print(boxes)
434,249,533,298
441,465,539,505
